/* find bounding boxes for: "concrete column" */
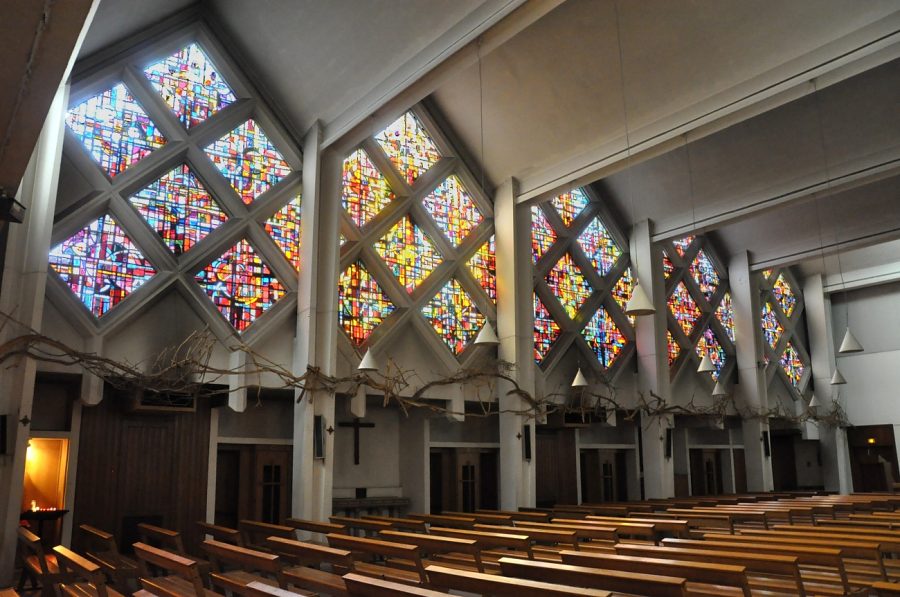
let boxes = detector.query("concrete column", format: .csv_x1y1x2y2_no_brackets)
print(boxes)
630,220,674,498
496,179,536,509
0,85,68,583
803,274,852,493
398,408,429,513
729,251,773,491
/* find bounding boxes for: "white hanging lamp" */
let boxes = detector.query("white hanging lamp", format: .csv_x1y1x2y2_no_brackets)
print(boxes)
808,393,821,409
474,321,499,345
712,380,727,397
830,368,847,385
698,353,716,373
571,368,589,388
358,349,379,372
838,327,863,354
625,282,655,316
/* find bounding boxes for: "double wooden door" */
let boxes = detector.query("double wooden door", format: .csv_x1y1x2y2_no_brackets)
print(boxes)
430,448,498,513
215,444,292,527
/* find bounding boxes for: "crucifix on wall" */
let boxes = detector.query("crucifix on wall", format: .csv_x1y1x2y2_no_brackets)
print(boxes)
338,418,375,465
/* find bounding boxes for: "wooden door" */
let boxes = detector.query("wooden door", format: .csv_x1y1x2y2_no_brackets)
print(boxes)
454,449,480,512
770,434,797,491
733,449,747,493
215,444,291,525
254,447,291,524
429,451,444,513
479,451,499,510
580,450,602,503
536,428,577,507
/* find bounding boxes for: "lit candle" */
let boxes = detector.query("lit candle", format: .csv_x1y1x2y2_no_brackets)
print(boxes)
30,500,37,512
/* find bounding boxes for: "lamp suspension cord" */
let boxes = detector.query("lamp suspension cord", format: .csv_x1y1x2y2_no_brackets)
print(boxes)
612,0,638,273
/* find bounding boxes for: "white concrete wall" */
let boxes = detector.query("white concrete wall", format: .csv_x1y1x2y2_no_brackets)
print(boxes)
332,406,401,498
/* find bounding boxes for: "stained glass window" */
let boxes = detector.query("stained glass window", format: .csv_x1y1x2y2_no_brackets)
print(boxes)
545,253,592,320
531,206,556,263
582,306,626,368
66,83,166,177
129,164,227,256
763,268,774,279
577,217,622,277
690,249,720,300
663,250,675,278
696,328,726,380
265,196,302,271
143,42,236,129
422,175,483,247
716,292,735,343
761,301,783,349
467,236,496,301
373,216,442,293
205,119,291,204
421,279,485,355
550,188,590,227
338,262,395,346
374,111,441,185
781,342,805,387
772,273,796,317
667,330,680,365
342,148,394,229
668,281,701,337
48,214,156,317
534,295,561,363
195,239,285,331
611,267,634,322
672,235,694,257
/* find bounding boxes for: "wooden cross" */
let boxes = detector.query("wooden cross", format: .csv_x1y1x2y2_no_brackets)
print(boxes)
338,418,375,465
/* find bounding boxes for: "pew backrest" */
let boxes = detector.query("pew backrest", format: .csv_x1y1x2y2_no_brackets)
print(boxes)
54,545,111,597
197,521,243,546
427,563,614,596
132,542,205,596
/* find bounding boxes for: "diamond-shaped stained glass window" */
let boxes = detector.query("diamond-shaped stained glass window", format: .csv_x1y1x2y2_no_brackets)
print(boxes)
422,279,485,355
531,206,557,263
546,253,592,320
612,267,635,325
467,236,496,301
130,164,227,256
716,292,735,344
49,214,156,317
195,239,285,332
690,249,720,300
143,42,236,129
342,148,394,229
338,262,394,346
422,175,483,247
667,330,680,365
373,216,442,293
582,306,626,368
205,119,291,204
550,188,589,227
761,301,783,349
772,273,797,317
265,196,302,271
668,281,701,337
781,341,805,387
534,294,561,363
763,268,774,279
696,328,727,380
663,250,675,278
672,235,694,257
577,217,622,276
66,83,166,177
374,111,441,185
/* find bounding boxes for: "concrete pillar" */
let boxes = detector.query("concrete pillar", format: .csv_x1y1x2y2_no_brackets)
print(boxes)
630,220,674,498
0,85,68,583
729,251,773,491
496,179,536,509
803,274,852,493
398,408,429,513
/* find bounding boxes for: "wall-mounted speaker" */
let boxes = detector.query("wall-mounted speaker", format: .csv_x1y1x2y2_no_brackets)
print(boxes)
313,415,325,459
0,415,7,455
523,425,532,461
762,430,771,457
665,428,673,459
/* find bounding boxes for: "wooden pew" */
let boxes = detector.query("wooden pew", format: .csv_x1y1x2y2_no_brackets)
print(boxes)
266,536,354,596
202,539,288,592
54,546,124,597
426,563,613,596
327,534,426,585
427,526,533,566
473,524,578,554
17,527,72,597
228,581,313,597
874,580,900,596
329,517,393,537
132,542,214,597
239,521,295,551
361,515,428,533
585,515,690,538
138,524,211,581
79,525,139,591
342,573,450,596
440,511,512,525
406,514,475,529
477,509,552,523
514,521,618,544
196,522,243,546
378,530,483,573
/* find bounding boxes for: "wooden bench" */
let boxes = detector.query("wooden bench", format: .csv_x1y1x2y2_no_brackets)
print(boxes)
473,524,578,556
426,563,613,596
515,521,619,544
406,514,475,529
329,517,393,537
138,524,211,581
477,509,552,523
54,545,124,597
342,573,450,596
360,516,428,533
327,533,426,585
132,542,215,597
202,539,287,593
874,581,900,596
196,522,243,546
427,526,533,567
441,511,512,525
239,521,296,551
79,525,139,591
266,536,354,596
17,527,72,597
379,530,484,573
230,581,313,597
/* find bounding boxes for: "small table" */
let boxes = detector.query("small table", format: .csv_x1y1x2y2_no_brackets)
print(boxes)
20,510,68,546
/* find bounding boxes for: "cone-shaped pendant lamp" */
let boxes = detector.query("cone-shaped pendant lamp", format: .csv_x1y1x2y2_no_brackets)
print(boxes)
625,281,655,316
571,368,589,388
698,353,716,373
712,380,728,397
808,393,821,409
838,327,863,354
358,349,379,372
830,368,847,385
474,321,499,345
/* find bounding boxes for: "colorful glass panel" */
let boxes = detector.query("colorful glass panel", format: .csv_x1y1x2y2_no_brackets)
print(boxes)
342,148,394,229
612,267,635,325
582,306,626,368
467,236,496,301
577,217,622,276
129,164,227,256
545,253,592,320
696,328,727,380
550,188,590,227
373,216,442,293
531,206,556,263
761,301,783,349
143,42,236,129
48,214,156,317
265,196,302,271
66,83,166,177
663,250,675,278
534,294,561,363
422,175,483,247
772,273,797,317
690,249,720,300
762,268,774,279
205,119,291,204
668,281,701,337
716,292,735,344
338,262,395,346
672,235,694,257
667,330,680,365
195,239,285,331
781,341,805,387
374,111,441,185
421,279,485,355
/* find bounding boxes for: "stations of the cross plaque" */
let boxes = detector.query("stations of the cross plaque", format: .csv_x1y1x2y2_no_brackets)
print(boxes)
338,418,375,465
